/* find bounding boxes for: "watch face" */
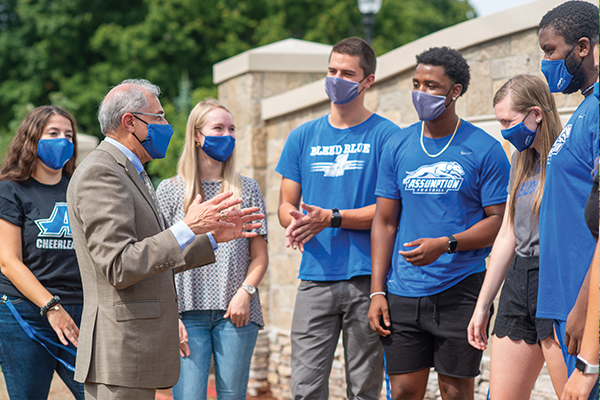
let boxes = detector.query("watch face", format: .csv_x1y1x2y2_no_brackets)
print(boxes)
576,357,587,373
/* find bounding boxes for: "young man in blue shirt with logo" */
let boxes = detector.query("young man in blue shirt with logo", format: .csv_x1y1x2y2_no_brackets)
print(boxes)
276,37,401,399
368,47,510,400
536,2,599,396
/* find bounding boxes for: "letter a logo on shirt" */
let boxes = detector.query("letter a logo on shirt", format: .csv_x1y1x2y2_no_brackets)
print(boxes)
310,153,365,177
35,202,72,238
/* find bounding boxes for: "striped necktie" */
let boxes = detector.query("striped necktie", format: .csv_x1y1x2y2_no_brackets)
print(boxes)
140,170,165,230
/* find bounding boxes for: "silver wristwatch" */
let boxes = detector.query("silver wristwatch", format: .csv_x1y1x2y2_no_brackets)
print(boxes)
240,284,256,296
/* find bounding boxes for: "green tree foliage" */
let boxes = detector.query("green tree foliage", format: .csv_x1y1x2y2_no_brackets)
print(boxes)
0,0,475,175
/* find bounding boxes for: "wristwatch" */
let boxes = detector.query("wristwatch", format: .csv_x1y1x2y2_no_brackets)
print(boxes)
447,235,458,253
331,208,342,228
576,355,599,374
240,284,256,296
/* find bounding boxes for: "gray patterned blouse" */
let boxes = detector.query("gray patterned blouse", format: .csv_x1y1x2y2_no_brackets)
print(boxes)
156,174,267,327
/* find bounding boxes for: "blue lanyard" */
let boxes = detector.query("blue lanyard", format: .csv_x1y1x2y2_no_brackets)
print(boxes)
2,295,76,372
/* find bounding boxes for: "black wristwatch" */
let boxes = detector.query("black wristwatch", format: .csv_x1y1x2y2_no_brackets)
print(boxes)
447,235,458,253
331,208,342,228
576,355,599,374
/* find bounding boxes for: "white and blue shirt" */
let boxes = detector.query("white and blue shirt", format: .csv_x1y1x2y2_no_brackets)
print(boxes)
376,120,510,296
275,113,400,281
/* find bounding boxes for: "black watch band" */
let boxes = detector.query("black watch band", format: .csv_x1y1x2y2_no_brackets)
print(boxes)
331,208,342,228
447,235,458,253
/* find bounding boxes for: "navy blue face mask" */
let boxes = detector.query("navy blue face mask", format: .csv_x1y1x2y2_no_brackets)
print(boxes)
131,113,174,159
541,42,584,93
500,114,538,152
199,134,235,162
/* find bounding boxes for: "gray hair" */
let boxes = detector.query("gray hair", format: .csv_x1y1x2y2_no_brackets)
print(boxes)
98,78,161,135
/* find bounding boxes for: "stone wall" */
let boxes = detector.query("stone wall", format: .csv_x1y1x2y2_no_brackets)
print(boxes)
212,1,585,397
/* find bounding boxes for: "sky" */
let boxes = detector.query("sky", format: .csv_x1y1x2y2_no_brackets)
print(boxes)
468,0,536,17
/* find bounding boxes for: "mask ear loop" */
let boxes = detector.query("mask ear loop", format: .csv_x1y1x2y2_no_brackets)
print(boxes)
131,113,150,144
355,73,372,97
444,84,459,107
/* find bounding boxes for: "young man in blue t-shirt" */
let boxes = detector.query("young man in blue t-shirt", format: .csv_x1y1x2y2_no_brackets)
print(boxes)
368,47,510,400
276,37,401,399
536,1,599,391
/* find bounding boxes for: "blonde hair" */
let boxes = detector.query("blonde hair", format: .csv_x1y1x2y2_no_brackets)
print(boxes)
178,99,241,213
493,74,561,223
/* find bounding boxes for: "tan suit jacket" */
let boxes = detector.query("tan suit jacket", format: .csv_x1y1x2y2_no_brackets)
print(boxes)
67,141,215,388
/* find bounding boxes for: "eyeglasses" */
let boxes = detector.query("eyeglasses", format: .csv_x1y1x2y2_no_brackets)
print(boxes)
131,111,166,123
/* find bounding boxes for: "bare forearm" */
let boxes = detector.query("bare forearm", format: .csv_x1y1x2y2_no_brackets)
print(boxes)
340,204,376,230
278,201,298,228
475,208,516,309
579,242,599,363
1,260,54,307
454,213,504,252
370,198,401,293
244,236,268,288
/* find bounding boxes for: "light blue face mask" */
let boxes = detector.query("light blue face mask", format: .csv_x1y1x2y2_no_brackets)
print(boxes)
37,138,74,170
201,135,235,162
500,114,538,152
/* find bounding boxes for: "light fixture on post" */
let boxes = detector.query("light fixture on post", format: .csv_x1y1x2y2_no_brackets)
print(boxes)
357,0,382,45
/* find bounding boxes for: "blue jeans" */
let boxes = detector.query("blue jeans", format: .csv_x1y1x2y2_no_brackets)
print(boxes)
0,294,84,400
172,310,259,400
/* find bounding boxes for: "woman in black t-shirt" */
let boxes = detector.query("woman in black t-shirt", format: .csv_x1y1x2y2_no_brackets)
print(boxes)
0,106,84,400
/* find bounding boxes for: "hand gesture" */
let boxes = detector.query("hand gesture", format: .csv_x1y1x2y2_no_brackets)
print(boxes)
467,305,490,350
212,207,264,243
183,192,242,235
287,203,329,248
368,295,391,336
398,237,447,266
285,210,305,252
224,289,251,327
178,319,190,358
46,305,79,347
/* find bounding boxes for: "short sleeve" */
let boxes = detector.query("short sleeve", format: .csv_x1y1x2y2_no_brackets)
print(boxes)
480,142,511,207
275,128,302,183
0,184,24,227
375,142,401,200
241,177,269,242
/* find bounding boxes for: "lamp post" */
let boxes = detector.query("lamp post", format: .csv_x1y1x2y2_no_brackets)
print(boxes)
357,0,382,45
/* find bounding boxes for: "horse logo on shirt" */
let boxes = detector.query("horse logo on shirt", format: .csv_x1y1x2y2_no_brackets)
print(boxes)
403,161,465,194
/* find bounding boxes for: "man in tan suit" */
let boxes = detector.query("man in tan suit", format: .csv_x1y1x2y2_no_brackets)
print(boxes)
67,79,263,400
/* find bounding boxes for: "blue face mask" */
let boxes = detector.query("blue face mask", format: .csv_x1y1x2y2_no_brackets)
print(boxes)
37,138,74,170
201,135,235,162
501,115,537,152
324,76,366,105
541,43,583,93
132,115,174,159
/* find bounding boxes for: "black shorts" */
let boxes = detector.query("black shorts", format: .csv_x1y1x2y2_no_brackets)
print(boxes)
382,271,488,378
492,255,554,344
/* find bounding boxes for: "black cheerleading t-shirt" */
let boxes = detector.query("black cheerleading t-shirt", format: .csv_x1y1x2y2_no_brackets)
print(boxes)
0,176,82,304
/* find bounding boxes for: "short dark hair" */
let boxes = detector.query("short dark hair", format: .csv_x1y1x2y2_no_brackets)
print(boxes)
415,47,470,96
539,1,599,46
330,37,377,78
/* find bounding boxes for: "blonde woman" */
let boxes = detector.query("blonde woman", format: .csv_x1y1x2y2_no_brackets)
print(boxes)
467,75,567,399
156,99,268,400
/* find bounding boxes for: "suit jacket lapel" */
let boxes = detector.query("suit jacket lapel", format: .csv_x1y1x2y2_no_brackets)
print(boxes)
97,141,163,227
